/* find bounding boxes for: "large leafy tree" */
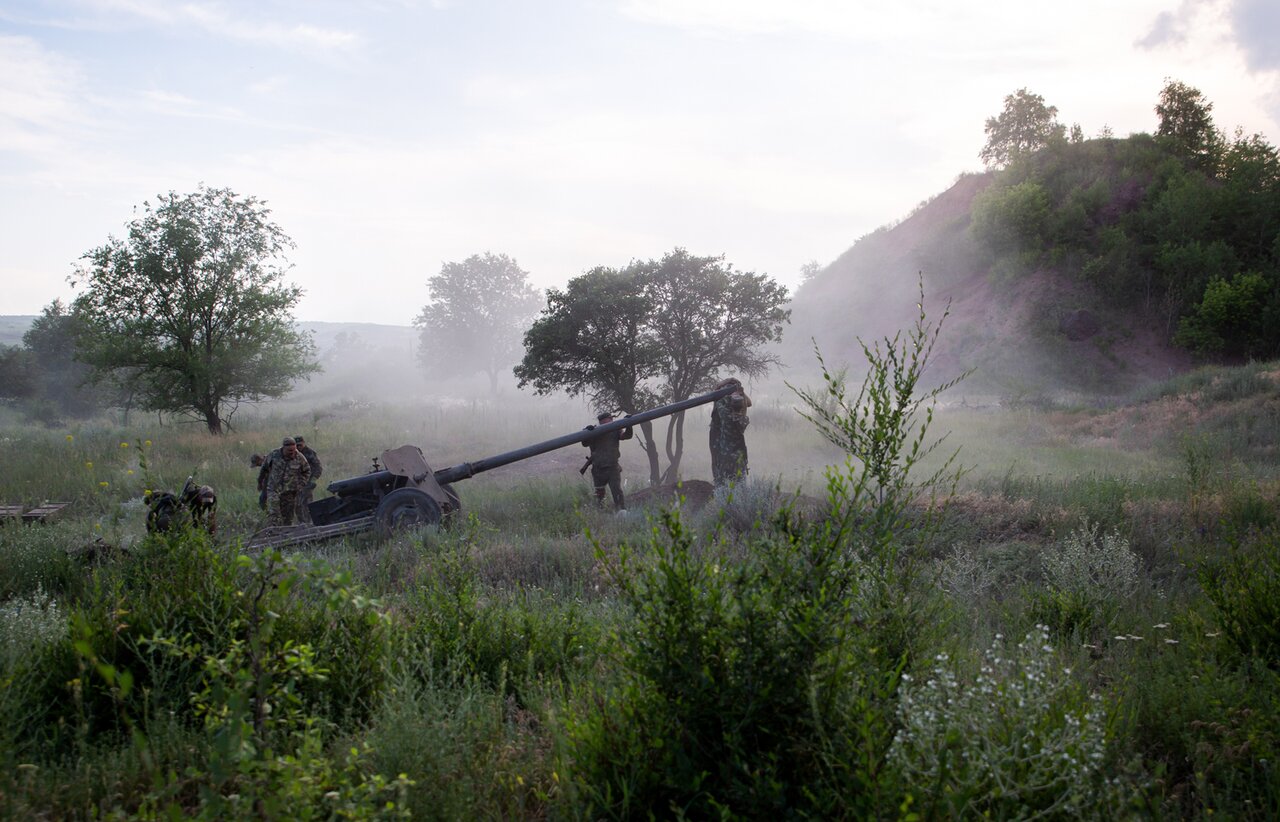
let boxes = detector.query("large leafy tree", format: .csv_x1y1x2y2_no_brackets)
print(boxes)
979,88,1066,168
414,253,542,394
71,186,317,434
516,248,789,485
1155,78,1221,172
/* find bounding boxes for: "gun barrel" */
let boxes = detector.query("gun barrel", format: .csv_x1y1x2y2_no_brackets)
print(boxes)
433,385,737,484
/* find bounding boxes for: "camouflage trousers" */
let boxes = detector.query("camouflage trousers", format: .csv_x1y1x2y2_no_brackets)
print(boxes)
267,490,301,526
295,483,316,524
591,464,625,509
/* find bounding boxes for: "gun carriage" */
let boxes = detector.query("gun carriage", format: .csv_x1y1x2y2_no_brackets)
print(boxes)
247,385,735,549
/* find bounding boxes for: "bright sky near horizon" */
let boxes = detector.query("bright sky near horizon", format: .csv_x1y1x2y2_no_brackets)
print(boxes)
2,0,1278,324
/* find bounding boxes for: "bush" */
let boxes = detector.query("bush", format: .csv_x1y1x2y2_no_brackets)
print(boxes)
1034,520,1140,636
891,626,1135,818
564,509,904,818
1198,527,1280,665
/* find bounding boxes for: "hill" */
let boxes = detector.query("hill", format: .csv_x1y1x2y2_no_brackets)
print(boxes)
0,315,35,348
788,170,1191,399
787,129,1280,399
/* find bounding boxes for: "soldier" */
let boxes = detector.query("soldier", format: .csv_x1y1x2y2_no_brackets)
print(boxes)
293,435,323,524
709,378,751,487
582,411,633,510
256,447,279,510
264,437,311,526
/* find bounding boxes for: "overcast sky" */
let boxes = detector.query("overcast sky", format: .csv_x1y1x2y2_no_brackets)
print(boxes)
2,0,1278,324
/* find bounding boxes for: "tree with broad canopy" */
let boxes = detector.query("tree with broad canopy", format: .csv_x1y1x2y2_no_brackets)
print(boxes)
414,253,542,394
980,88,1066,168
515,248,789,485
1155,78,1222,173
71,186,318,434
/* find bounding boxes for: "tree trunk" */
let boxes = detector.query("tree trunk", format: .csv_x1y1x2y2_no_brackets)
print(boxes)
203,405,223,435
637,420,661,486
660,410,687,484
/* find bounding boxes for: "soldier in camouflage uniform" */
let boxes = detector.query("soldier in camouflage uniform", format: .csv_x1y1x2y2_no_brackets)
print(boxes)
265,437,311,526
583,411,633,510
709,378,751,487
293,435,323,524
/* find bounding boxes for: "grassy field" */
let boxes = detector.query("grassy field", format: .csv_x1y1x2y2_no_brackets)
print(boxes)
2,365,1279,819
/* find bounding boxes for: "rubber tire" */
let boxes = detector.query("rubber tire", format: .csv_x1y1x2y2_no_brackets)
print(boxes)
375,487,442,538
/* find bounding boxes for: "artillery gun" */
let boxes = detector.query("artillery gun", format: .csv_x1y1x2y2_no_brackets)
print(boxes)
247,385,736,549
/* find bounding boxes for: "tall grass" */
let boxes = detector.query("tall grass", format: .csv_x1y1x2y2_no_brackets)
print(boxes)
3,352,1280,816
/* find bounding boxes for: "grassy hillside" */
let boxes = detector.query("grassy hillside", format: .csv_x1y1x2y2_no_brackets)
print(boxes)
0,315,35,348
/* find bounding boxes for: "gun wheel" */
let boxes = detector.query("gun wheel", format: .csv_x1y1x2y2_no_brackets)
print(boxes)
375,488,442,538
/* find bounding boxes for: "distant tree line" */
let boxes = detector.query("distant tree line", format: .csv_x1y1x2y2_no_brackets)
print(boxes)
973,79,1280,360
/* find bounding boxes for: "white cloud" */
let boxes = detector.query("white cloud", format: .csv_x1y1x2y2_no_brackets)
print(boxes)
0,35,86,155
73,0,362,51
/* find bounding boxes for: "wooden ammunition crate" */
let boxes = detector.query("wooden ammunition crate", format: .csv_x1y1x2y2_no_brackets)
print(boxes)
21,502,72,523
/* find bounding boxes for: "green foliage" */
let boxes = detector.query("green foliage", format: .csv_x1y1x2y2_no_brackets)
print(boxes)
16,300,103,419
71,186,319,434
1155,78,1222,172
367,661,550,820
971,180,1052,258
565,508,905,818
1175,271,1275,358
980,87,1067,168
414,252,542,393
966,84,1280,361
891,627,1134,818
404,547,600,699
517,247,789,484
1026,521,1141,639
789,276,968,508
1198,528,1280,665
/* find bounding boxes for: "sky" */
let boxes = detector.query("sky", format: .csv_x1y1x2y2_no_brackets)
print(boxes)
2,0,1278,325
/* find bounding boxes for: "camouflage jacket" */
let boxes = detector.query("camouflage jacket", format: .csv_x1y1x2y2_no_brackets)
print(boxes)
299,445,323,479
266,451,312,494
257,448,280,492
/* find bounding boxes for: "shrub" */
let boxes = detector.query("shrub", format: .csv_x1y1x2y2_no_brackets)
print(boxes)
564,509,904,818
1034,520,1139,636
891,626,1134,818
1197,527,1280,665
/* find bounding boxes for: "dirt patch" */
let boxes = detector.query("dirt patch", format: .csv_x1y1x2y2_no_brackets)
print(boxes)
629,479,716,510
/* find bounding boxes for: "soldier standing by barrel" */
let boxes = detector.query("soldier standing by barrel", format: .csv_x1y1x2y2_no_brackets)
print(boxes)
265,437,311,526
293,435,323,524
709,377,751,487
582,411,633,510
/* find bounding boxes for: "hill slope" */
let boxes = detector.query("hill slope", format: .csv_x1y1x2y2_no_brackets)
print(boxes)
787,164,1193,398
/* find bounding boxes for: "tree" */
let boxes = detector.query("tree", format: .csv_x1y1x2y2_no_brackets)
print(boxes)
0,345,35,402
979,88,1067,168
22,300,102,418
516,248,790,485
414,253,542,394
1155,79,1221,172
71,186,317,434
